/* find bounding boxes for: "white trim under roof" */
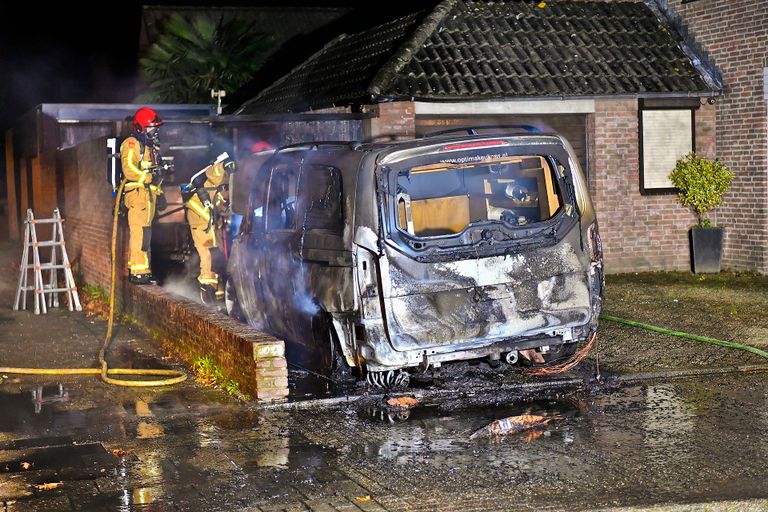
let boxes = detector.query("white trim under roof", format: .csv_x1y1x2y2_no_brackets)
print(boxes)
414,99,596,115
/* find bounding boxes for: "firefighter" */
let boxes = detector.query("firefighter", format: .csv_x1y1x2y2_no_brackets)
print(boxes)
181,152,236,303
120,107,166,284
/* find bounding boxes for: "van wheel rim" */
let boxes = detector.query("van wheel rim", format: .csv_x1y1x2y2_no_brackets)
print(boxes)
224,280,235,315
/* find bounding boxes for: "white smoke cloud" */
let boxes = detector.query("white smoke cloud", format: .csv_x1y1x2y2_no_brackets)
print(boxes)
161,275,201,303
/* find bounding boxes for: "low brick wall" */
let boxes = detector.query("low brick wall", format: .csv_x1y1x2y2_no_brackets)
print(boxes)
122,284,289,402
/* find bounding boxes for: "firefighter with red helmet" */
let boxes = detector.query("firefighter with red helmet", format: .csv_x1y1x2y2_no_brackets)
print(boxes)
120,107,167,284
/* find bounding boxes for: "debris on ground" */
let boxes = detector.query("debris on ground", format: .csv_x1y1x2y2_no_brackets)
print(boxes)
34,482,63,491
470,414,561,440
385,396,419,410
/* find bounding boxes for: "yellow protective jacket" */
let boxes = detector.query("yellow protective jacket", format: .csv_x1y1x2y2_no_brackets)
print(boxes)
185,161,228,230
120,136,162,195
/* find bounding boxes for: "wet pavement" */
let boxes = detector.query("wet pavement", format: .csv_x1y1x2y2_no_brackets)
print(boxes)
1,240,768,511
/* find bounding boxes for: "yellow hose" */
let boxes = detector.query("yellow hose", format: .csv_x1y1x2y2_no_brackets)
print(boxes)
1,178,186,387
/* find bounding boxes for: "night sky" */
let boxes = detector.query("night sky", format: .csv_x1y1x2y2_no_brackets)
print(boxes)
0,1,433,131
0,4,145,129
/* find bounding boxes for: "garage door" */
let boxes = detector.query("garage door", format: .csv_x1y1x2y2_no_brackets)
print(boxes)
416,114,588,179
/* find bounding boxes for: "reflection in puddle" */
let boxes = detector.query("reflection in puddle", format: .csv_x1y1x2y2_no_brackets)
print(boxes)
133,486,157,505
253,435,290,469
3,376,766,510
30,384,69,414
136,421,163,439
354,396,587,465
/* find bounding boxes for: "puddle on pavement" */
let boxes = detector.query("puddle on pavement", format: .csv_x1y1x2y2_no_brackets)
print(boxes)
0,442,117,475
288,368,360,400
2,374,766,509
365,395,583,422
0,384,84,438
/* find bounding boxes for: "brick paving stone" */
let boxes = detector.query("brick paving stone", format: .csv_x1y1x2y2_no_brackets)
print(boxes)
285,504,311,512
259,505,291,512
6,495,72,512
325,497,363,511
302,499,337,512
353,498,387,512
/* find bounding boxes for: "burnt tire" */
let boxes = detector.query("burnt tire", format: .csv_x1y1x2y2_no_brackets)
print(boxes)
224,277,245,323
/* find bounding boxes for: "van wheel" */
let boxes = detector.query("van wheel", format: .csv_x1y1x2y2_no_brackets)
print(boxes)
542,342,578,364
224,278,245,322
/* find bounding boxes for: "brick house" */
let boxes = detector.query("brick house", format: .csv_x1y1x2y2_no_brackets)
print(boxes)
654,0,767,272
233,0,763,274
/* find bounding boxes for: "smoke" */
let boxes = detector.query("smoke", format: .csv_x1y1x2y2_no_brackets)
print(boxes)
292,264,321,317
161,275,201,303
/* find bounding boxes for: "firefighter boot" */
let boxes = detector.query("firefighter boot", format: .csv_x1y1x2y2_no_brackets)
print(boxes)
129,273,157,285
199,283,217,305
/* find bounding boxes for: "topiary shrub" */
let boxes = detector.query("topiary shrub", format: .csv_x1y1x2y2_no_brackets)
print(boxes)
669,153,734,228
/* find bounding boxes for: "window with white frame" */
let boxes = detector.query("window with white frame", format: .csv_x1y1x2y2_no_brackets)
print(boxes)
639,102,696,194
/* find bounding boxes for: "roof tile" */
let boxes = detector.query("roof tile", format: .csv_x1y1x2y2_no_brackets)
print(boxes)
240,0,719,113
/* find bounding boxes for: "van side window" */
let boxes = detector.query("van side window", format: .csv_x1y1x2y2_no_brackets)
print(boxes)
303,165,343,232
245,172,268,234
266,164,300,231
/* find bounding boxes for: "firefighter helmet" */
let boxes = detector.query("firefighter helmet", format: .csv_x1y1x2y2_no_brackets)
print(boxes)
133,107,163,134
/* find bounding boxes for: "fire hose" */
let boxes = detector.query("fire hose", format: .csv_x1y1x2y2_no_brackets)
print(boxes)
600,315,768,361
1,178,187,387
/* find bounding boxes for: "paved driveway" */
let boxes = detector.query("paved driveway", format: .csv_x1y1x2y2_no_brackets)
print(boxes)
1,240,767,511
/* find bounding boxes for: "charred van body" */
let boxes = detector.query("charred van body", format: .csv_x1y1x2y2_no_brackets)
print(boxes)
226,131,604,386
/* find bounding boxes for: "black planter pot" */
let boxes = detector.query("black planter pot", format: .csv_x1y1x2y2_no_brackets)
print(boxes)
690,226,724,273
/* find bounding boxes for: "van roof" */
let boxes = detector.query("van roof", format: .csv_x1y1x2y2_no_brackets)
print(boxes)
274,129,565,158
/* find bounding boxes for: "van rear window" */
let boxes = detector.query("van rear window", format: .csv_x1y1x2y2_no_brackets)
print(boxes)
395,156,562,237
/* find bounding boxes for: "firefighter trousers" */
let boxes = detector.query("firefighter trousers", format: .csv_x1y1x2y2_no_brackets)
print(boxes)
124,187,156,276
187,212,217,287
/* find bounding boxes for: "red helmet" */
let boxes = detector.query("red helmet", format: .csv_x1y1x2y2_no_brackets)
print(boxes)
133,107,163,133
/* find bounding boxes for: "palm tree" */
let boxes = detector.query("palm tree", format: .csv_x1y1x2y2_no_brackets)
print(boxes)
137,13,272,104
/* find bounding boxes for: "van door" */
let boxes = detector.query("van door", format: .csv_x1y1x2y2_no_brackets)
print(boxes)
228,160,271,330
377,149,593,352
261,160,313,347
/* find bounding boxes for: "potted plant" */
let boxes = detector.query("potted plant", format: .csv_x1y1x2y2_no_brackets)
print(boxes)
669,153,734,273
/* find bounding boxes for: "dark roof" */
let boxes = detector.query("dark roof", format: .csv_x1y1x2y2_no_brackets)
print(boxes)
237,0,720,114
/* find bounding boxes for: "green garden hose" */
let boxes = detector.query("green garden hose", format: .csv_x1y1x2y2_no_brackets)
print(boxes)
601,314,768,361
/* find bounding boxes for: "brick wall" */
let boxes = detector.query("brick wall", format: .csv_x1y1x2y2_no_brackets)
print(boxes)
363,101,415,142
590,98,716,273
59,137,128,292
123,284,289,402
665,0,768,272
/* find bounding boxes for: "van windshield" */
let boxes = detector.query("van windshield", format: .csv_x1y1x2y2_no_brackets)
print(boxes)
395,156,562,237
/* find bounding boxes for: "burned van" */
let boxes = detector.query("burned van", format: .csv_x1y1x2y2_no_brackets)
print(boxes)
226,131,604,387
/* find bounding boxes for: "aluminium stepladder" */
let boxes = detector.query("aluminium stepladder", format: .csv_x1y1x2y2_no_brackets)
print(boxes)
13,208,82,314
